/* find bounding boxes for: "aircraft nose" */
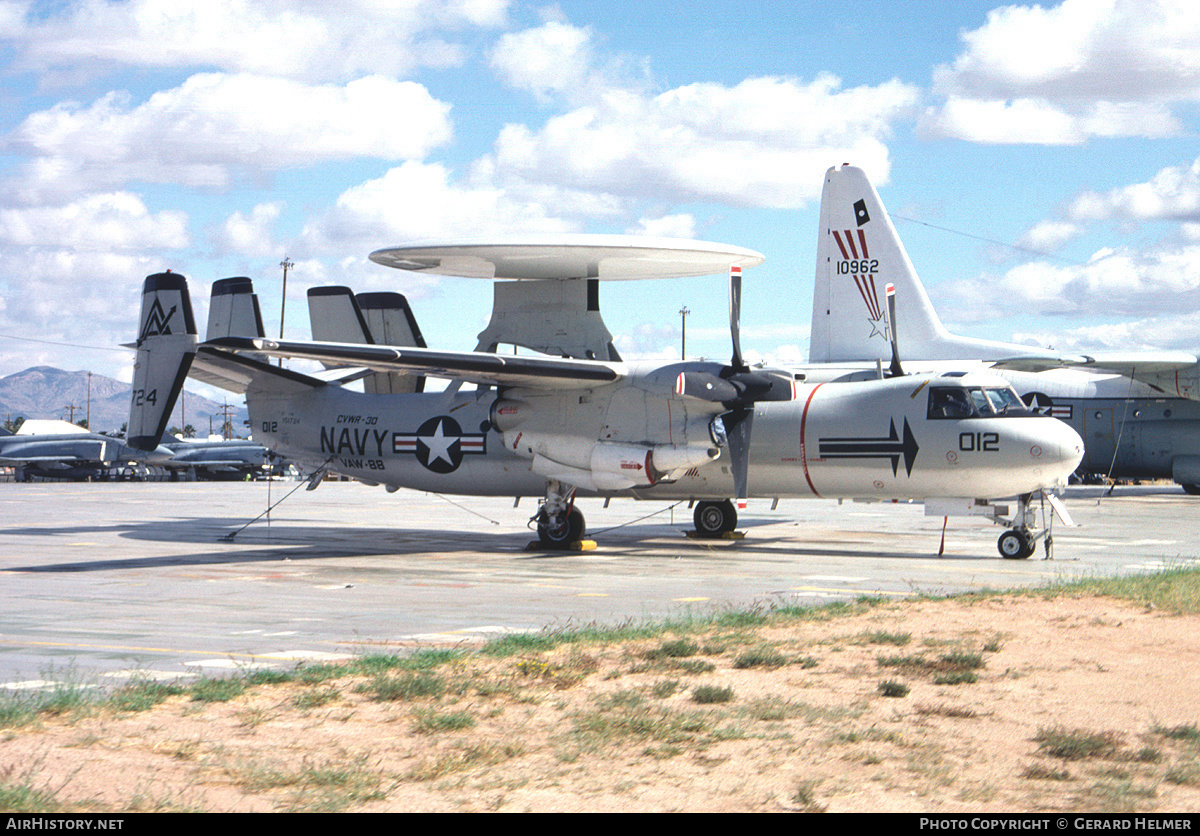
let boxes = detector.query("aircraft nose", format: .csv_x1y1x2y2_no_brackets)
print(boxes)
1033,418,1084,479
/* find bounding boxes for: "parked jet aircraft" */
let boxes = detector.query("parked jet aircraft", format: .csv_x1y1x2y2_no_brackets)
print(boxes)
160,433,272,480
0,418,173,481
809,163,1200,494
128,236,1082,558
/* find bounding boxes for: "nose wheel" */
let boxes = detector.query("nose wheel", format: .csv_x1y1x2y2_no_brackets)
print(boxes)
997,528,1036,560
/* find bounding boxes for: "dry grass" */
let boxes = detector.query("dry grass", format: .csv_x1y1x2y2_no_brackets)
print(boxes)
5,575,1200,812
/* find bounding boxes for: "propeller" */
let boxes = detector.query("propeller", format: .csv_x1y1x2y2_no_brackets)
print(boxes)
675,264,795,502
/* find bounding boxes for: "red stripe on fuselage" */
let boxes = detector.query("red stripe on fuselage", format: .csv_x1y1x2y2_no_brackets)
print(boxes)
799,383,824,497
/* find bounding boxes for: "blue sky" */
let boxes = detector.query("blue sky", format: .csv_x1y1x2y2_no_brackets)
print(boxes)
2,0,1199,400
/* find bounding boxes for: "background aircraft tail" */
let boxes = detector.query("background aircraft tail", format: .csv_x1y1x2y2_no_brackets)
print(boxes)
128,272,198,451
810,164,1026,363
307,286,426,393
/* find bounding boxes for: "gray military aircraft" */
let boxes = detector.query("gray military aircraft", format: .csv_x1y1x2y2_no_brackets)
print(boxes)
127,236,1083,558
808,163,1200,495
159,433,273,480
0,418,173,481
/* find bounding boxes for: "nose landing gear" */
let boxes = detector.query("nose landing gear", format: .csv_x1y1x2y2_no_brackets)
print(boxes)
995,491,1070,559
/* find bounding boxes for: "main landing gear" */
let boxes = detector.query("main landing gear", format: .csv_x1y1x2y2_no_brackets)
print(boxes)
533,479,587,550
692,499,738,537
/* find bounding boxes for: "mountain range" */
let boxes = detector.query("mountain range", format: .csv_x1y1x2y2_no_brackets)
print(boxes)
0,366,248,436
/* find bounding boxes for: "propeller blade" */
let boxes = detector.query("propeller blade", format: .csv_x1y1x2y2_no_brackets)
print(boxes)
729,264,745,371
724,405,753,500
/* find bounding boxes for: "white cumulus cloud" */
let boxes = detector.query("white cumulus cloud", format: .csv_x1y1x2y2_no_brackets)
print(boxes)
5,73,454,197
486,73,919,209
924,0,1200,144
5,0,510,82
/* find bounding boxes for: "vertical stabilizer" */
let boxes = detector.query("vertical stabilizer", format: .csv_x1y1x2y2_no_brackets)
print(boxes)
128,272,197,451
306,286,426,393
357,292,426,393
307,286,372,345
206,277,265,341
810,164,1033,363
811,164,954,363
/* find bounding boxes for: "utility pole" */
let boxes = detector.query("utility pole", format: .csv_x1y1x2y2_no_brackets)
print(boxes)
218,401,236,440
279,256,293,367
86,371,91,430
679,305,690,360
64,403,79,424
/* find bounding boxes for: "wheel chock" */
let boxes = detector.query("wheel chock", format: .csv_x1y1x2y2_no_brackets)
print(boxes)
685,530,745,540
524,539,598,552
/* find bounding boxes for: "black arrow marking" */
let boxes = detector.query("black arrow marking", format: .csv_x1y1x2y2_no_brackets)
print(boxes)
818,417,919,477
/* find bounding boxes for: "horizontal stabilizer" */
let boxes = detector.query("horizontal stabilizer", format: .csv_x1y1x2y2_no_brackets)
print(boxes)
190,346,326,395
207,336,624,390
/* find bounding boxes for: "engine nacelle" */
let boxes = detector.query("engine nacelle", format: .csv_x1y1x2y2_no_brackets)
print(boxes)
529,440,721,492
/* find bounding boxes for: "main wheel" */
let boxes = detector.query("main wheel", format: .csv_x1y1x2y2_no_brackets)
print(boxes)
537,507,585,549
693,499,737,537
997,529,1034,560
1182,483,1200,496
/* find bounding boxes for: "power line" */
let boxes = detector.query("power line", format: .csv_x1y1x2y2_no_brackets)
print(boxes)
0,333,129,352
888,213,1085,267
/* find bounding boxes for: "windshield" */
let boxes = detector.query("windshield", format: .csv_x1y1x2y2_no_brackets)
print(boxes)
928,386,1031,419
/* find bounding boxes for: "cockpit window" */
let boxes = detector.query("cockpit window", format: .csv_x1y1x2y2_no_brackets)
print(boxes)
928,386,1030,419
928,387,975,419
984,387,1026,414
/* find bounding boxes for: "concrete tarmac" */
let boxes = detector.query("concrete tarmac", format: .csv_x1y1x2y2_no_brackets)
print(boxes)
1,480,1196,686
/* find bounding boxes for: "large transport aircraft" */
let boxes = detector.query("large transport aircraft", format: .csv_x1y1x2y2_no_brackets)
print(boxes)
127,235,1082,558
808,163,1200,495
0,418,173,481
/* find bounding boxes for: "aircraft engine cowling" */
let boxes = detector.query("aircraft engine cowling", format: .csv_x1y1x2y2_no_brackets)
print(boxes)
490,398,528,432
651,443,721,474
531,441,720,492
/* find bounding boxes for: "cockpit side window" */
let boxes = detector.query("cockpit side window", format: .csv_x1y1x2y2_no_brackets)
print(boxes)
984,387,1028,414
969,388,993,415
928,387,975,419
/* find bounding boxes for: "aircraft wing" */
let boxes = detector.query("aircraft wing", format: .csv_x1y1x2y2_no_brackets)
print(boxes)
206,337,625,389
992,351,1198,373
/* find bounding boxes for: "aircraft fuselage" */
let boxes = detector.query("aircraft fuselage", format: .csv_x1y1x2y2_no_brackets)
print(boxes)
247,367,1082,502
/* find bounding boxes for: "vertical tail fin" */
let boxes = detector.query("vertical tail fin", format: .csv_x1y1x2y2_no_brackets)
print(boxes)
206,277,265,340
307,286,373,345
128,272,197,451
810,164,951,363
306,286,426,393
357,292,426,393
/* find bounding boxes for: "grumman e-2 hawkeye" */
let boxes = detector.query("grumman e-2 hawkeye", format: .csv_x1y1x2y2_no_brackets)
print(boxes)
127,235,1082,557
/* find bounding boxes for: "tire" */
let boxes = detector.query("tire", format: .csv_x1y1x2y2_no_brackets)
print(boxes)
1182,484,1200,496
997,529,1033,560
694,499,737,536
537,507,585,549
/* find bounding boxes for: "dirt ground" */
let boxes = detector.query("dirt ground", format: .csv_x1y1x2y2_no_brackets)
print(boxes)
4,592,1200,813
